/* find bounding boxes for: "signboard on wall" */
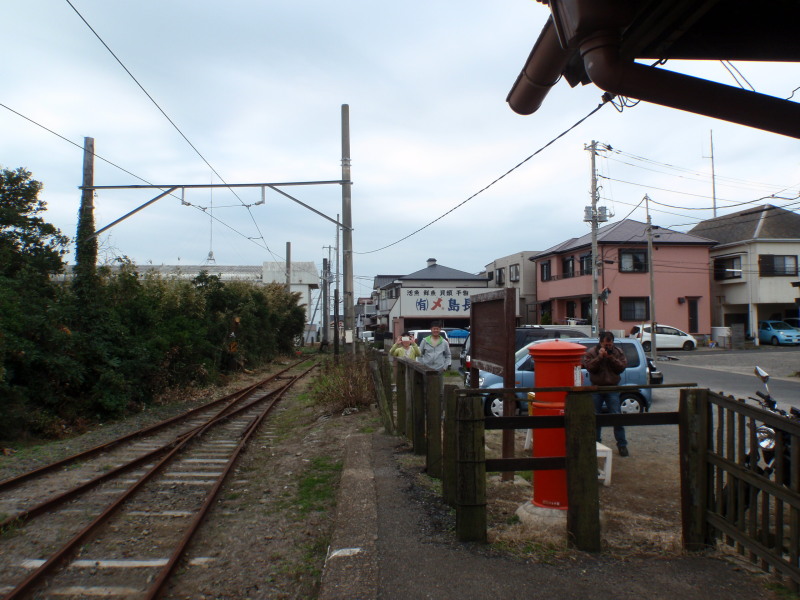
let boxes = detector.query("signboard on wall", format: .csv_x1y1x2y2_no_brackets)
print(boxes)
399,287,475,316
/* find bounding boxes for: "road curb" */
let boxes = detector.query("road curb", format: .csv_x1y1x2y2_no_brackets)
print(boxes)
318,433,378,600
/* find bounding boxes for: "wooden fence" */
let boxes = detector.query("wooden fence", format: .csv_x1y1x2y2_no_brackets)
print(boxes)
367,349,800,591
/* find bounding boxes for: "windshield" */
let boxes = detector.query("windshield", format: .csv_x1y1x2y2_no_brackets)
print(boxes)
771,322,794,331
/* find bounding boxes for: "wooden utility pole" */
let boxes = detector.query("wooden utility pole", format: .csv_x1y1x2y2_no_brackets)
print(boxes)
322,258,329,345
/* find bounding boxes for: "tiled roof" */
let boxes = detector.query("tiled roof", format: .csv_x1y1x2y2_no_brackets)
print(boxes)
688,204,800,244
533,219,715,259
399,263,485,281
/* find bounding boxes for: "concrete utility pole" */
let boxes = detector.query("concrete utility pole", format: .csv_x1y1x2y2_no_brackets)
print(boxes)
322,258,329,345
584,141,608,333
341,105,354,350
74,137,98,296
645,194,658,362
285,241,291,293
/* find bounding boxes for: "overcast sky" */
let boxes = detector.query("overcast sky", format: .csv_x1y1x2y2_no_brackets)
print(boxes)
4,1,800,300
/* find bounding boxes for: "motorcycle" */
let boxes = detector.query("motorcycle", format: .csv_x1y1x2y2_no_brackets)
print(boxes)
722,367,800,515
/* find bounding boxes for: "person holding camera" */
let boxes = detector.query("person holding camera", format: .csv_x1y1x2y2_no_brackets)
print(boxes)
582,331,629,456
390,332,421,360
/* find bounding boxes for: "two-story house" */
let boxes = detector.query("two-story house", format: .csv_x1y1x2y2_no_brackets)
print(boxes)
532,219,715,337
483,251,540,324
374,258,488,337
688,204,800,337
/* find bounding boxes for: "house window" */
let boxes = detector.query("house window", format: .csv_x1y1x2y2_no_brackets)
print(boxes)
713,256,742,280
487,271,493,281
619,249,648,273
759,254,798,277
509,264,520,282
561,256,574,279
540,260,551,282
566,301,576,318
620,297,649,321
495,268,505,285
579,253,592,276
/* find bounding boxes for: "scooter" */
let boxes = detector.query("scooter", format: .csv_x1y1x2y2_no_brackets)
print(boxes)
722,367,799,515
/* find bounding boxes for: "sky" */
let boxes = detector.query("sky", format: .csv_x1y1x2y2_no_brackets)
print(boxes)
3,1,800,302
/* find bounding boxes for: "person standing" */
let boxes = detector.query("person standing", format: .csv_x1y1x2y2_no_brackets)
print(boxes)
418,322,451,373
582,331,629,456
389,332,421,360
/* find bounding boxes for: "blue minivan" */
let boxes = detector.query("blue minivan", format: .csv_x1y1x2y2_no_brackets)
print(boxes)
473,337,653,417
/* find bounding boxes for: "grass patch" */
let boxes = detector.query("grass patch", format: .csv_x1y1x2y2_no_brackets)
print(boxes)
296,456,342,516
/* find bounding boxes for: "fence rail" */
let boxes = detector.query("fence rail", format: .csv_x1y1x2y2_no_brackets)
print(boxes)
367,349,800,591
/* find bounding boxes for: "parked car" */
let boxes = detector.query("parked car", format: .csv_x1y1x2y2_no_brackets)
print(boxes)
473,337,654,417
629,324,697,351
408,329,449,346
782,317,800,330
757,320,800,346
459,325,589,374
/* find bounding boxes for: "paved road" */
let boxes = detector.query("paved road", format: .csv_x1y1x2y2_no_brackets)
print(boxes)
652,347,800,411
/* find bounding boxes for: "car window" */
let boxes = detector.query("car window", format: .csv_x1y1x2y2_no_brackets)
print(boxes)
662,327,678,335
772,322,793,331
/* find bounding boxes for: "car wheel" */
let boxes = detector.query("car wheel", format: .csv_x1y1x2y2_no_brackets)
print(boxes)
682,341,695,351
483,395,505,418
642,341,651,352
620,393,646,414
771,336,779,346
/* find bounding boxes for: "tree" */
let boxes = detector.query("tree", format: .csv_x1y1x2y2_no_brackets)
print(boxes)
0,167,69,278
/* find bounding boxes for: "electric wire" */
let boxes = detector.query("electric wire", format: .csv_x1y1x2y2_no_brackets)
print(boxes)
0,102,276,259
355,97,611,255
63,0,278,263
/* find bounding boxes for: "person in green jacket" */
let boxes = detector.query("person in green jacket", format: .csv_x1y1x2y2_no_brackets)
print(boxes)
390,332,421,360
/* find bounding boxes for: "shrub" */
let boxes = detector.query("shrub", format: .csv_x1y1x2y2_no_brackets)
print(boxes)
309,355,375,413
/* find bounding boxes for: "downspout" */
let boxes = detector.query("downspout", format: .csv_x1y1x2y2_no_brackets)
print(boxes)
507,17,573,115
580,33,800,139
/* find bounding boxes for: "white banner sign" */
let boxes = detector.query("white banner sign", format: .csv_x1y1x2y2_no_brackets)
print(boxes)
399,287,476,316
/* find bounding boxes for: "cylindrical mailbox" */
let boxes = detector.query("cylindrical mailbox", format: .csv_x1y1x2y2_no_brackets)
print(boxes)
528,340,586,509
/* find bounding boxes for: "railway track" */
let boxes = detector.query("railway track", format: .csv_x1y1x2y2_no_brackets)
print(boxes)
0,359,318,599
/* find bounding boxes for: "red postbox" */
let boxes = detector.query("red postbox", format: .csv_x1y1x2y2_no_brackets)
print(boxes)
528,340,586,509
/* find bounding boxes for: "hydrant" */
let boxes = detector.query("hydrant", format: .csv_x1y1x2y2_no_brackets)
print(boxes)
527,340,586,509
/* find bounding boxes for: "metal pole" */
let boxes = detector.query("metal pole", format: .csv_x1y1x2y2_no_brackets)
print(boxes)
341,104,354,352
646,194,658,362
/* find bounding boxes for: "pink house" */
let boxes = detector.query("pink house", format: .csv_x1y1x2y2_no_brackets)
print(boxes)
532,219,715,337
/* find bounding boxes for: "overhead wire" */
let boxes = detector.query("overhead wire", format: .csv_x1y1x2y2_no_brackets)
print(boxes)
0,101,275,258
355,96,612,255
62,0,282,264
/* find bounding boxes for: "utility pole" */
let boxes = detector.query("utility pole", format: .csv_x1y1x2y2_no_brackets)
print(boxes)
341,104,354,351
709,130,717,217
74,137,98,301
645,194,658,362
584,141,608,334
321,258,329,345
285,241,291,293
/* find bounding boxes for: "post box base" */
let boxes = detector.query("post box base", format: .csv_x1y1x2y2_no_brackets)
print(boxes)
515,502,567,541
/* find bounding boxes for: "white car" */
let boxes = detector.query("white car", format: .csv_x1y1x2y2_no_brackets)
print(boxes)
629,324,697,351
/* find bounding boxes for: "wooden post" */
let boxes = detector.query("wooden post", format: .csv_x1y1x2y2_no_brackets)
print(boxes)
379,352,393,424
425,370,443,479
369,360,394,434
396,360,407,437
564,392,601,551
456,395,487,542
680,387,711,550
411,370,426,455
442,385,458,507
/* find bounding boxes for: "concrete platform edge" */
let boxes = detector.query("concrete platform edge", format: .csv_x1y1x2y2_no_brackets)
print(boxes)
318,433,379,600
